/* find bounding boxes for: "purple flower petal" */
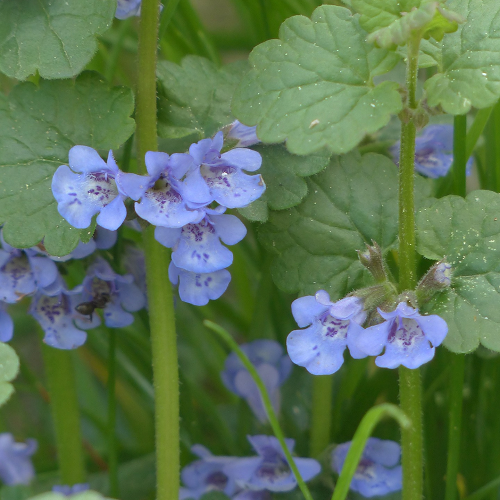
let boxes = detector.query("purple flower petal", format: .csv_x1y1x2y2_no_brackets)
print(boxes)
0,306,13,342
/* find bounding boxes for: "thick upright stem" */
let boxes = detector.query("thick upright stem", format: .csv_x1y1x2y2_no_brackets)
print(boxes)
398,33,423,500
107,329,119,498
445,354,465,500
137,1,179,499
310,375,334,457
42,347,86,485
453,115,467,197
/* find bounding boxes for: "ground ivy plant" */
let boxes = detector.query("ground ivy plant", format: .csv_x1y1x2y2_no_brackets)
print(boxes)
1,1,500,500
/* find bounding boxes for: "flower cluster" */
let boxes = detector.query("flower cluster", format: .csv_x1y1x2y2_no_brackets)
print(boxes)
221,340,292,423
287,290,447,374
391,124,473,178
52,122,265,306
180,436,320,499
332,438,402,497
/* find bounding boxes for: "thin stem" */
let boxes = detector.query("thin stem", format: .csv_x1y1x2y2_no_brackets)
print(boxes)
398,32,423,500
465,475,500,500
444,354,465,500
452,115,467,197
42,346,86,485
204,320,315,500
309,375,334,457
107,329,119,498
137,1,179,500
495,101,500,193
331,404,411,500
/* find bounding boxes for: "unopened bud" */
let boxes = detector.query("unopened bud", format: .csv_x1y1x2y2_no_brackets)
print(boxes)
357,241,389,283
416,260,452,304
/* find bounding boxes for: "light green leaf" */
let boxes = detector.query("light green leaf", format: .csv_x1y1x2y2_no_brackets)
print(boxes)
258,151,431,298
232,5,402,156
424,0,500,115
157,56,249,140
239,144,330,222
366,2,461,49
0,0,115,80
27,492,112,500
417,191,500,353
0,342,20,407
0,72,135,256
352,0,421,32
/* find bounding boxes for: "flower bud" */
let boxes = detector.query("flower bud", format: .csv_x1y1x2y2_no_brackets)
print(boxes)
416,260,452,304
357,241,389,283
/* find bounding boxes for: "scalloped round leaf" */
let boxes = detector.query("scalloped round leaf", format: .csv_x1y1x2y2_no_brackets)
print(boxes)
417,191,500,353
232,5,402,156
0,342,20,407
424,0,500,115
157,56,249,140
0,0,115,80
0,72,135,257
258,151,431,298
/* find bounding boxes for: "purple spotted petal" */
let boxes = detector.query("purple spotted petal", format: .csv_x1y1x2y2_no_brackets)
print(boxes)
291,295,330,328
200,164,265,209
169,262,231,306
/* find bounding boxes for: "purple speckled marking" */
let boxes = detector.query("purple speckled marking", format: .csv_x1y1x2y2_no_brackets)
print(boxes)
256,447,290,482
388,318,422,350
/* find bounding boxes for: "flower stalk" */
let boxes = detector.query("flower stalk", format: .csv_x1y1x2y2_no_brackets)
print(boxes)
136,1,179,499
398,31,424,500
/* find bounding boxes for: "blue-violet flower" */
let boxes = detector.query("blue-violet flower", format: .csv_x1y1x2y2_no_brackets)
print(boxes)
52,146,127,230
287,291,367,375
391,124,473,178
0,238,58,303
169,262,231,306
79,257,146,328
115,0,142,18
180,444,238,500
354,302,448,369
223,435,320,492
181,132,265,209
117,151,205,228
221,340,292,423
30,275,99,350
155,207,247,273
0,433,37,486
332,438,402,498
226,120,260,148
0,304,13,342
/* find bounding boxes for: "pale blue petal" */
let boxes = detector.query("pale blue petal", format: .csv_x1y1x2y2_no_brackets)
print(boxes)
116,172,152,200
117,282,146,312
291,296,329,327
145,151,170,178
415,314,448,347
220,148,262,172
0,307,13,342
154,226,182,248
68,145,108,174
363,438,400,467
354,321,391,356
96,195,126,230
211,214,247,245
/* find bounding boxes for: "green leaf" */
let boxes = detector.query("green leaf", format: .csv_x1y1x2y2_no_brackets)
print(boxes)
27,492,111,500
352,0,421,33
417,191,500,353
0,72,135,256
366,2,461,50
0,0,115,80
232,5,402,156
0,342,20,407
157,56,249,141
258,151,431,298
239,144,330,222
424,0,500,115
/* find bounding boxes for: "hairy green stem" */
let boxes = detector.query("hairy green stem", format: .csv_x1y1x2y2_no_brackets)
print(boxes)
398,32,423,500
445,354,465,500
310,375,333,457
452,115,467,197
204,320,315,500
137,1,179,499
107,329,119,498
42,346,86,485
